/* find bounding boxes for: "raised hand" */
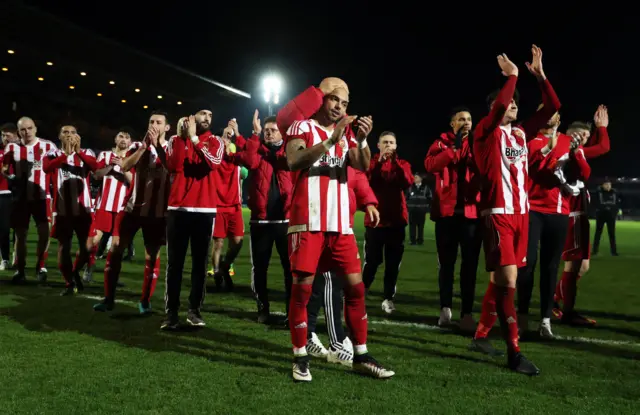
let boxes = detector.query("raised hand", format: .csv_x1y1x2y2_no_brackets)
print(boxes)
570,132,582,152
497,54,518,77
330,115,357,145
356,116,373,142
319,77,349,96
594,105,609,128
147,126,160,147
186,115,197,138
110,156,123,167
222,126,234,139
525,44,546,80
228,119,239,136
252,109,262,135
380,147,395,161
73,134,81,153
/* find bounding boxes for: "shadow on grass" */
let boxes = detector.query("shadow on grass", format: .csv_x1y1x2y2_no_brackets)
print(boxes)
0,285,306,375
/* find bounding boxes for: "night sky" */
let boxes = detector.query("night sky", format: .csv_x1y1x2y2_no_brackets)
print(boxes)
22,1,638,177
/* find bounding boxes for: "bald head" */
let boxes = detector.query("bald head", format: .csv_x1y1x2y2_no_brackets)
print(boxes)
17,117,37,143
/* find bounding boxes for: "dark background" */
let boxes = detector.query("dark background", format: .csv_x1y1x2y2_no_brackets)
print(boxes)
3,1,636,178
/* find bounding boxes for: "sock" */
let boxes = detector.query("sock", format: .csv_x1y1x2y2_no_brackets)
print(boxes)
103,251,122,301
561,271,579,314
494,285,520,354
289,282,313,352
344,282,368,352
58,259,73,288
39,249,48,269
474,282,498,339
88,244,97,268
141,256,160,303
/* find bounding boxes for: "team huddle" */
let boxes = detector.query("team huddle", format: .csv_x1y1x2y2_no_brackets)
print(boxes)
0,45,610,382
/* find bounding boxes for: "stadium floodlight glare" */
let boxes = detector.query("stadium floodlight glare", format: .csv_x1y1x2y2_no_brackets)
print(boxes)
262,74,283,115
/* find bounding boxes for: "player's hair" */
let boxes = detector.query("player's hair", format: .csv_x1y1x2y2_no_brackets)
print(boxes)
449,106,471,121
150,110,169,124
0,122,17,134
58,124,79,134
263,116,277,125
567,121,592,133
486,88,520,109
379,131,396,139
116,127,135,138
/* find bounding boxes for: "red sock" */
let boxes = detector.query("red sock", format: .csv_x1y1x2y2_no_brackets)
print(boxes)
288,282,313,352
39,249,48,269
58,260,73,288
103,251,122,301
494,285,520,354
344,282,368,348
141,257,160,303
474,282,498,339
561,271,579,314
88,244,97,268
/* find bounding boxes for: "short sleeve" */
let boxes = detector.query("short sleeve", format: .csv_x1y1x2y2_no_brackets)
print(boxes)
285,120,312,147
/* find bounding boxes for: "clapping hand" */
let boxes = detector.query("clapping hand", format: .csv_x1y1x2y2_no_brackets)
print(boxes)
570,132,581,152
252,109,262,136
525,44,546,80
356,116,373,142
594,105,609,128
497,53,518,77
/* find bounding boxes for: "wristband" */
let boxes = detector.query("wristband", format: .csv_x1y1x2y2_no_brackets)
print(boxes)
359,140,368,149
190,136,199,144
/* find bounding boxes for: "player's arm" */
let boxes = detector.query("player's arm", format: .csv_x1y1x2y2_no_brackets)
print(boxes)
1,146,13,178
224,137,260,167
286,116,356,171
121,144,148,172
583,105,610,159
76,149,100,172
348,116,373,172
42,150,66,173
519,45,561,140
353,169,378,210
425,140,455,173
572,148,591,181
474,55,518,141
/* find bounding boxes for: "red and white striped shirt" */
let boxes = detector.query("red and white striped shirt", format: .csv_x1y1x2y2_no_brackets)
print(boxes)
285,119,357,234
44,149,97,217
0,150,11,195
3,138,57,201
122,142,169,218
96,150,130,213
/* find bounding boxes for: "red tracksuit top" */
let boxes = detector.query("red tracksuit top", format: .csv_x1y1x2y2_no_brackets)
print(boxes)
365,154,413,228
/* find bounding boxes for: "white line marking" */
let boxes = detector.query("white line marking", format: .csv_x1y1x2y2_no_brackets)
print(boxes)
81,295,640,349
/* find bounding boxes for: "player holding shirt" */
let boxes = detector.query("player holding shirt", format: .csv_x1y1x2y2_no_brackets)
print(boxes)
93,112,170,314
43,126,100,295
470,45,560,376
283,81,394,381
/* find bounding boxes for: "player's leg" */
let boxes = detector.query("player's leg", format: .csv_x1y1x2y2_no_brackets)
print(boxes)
361,227,384,292
306,272,329,358
33,200,50,281
139,217,165,314
163,211,192,329
210,212,226,287
381,226,405,314
186,212,215,326
249,223,274,322
606,214,618,255
273,223,293,319
537,214,569,338
80,227,101,283
592,213,605,255
54,217,77,296
435,217,459,326
516,211,543,333
336,233,394,379
0,194,11,270
459,218,482,332
288,231,323,382
10,199,30,282
324,271,352,366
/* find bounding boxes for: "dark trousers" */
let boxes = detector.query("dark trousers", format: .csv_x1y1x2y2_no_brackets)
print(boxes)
434,215,482,316
0,194,11,262
165,211,215,315
408,209,427,244
593,211,617,254
307,271,346,348
249,222,292,315
517,210,569,319
362,226,405,300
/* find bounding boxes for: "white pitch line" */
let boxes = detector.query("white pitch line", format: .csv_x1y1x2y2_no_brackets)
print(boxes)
81,295,640,349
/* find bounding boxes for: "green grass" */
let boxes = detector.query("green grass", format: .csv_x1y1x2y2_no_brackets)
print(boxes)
1,210,639,414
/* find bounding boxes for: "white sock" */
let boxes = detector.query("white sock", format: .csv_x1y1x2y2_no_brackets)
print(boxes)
293,346,307,357
541,317,551,325
354,344,368,355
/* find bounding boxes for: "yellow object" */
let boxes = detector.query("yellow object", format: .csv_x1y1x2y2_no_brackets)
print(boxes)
228,142,236,153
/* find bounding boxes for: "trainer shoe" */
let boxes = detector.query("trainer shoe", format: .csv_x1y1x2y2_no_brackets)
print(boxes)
381,299,395,314
307,332,329,358
353,354,395,379
186,309,206,327
561,311,596,326
36,268,48,283
508,352,540,376
292,355,312,382
73,273,84,293
83,265,94,283
11,271,26,284
93,299,115,312
327,337,354,367
469,338,504,357
206,268,215,278
160,313,180,330
60,286,77,296
438,307,452,326
538,319,554,339
0,260,8,271
138,301,152,315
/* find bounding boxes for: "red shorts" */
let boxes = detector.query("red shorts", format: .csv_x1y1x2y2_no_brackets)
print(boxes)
482,214,528,271
212,207,244,238
288,231,361,276
10,199,49,229
51,214,93,241
562,214,590,261
94,209,118,233
113,211,166,246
